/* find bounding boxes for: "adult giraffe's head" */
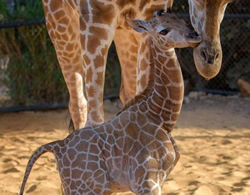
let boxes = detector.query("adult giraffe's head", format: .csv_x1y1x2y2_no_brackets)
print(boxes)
188,0,232,79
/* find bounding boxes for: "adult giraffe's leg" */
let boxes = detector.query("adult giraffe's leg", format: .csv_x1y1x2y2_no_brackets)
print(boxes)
79,14,116,126
42,0,87,130
114,29,141,104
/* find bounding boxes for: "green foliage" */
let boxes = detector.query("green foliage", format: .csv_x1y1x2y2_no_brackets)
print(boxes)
2,25,68,106
172,0,189,13
14,1,44,21
0,1,8,23
0,0,44,22
0,1,68,106
105,43,121,97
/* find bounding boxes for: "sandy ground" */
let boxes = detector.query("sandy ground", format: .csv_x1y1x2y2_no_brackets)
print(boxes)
0,95,250,195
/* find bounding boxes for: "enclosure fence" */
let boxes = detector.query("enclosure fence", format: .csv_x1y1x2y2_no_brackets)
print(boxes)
0,0,249,111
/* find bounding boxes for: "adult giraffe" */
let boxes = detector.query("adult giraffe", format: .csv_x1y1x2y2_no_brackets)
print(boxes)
42,0,231,129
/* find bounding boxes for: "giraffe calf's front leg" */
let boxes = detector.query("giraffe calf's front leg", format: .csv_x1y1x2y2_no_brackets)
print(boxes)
169,134,180,166
133,175,163,195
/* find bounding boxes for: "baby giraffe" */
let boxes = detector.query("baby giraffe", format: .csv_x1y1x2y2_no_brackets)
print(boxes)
20,10,201,195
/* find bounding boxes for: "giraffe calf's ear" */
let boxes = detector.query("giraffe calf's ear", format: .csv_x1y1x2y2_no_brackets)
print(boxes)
126,19,149,33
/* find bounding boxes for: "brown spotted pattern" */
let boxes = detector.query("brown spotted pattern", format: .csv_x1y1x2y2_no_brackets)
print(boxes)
42,0,173,129
42,0,230,130
137,0,231,93
19,12,201,195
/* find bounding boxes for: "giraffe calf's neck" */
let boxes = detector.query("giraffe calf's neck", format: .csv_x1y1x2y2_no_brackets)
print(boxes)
19,11,201,195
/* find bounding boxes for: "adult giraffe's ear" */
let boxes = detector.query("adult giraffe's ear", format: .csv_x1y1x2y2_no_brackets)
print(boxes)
126,19,150,33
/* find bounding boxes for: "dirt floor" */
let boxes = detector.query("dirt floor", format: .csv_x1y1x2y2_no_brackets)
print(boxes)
0,94,250,195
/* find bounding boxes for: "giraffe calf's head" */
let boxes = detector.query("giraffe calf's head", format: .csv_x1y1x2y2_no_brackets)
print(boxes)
126,10,202,49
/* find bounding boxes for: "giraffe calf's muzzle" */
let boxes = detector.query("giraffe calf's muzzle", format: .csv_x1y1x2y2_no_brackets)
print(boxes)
188,30,199,39
186,30,202,48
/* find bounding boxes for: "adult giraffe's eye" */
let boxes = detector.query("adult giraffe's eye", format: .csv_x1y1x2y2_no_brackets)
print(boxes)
159,29,170,35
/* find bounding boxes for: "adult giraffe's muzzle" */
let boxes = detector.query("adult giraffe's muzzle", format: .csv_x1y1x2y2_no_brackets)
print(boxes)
187,0,232,80
193,35,222,79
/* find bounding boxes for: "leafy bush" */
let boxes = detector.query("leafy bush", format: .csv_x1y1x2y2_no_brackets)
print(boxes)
105,43,121,97
8,25,68,105
0,0,44,22
0,0,68,106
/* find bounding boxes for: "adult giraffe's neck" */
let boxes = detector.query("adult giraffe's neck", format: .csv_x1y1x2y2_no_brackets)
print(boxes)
146,38,184,133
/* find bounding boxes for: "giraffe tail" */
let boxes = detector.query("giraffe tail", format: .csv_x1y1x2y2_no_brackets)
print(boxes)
19,141,58,195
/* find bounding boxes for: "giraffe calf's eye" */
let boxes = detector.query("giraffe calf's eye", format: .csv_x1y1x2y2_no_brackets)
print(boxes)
159,29,170,35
